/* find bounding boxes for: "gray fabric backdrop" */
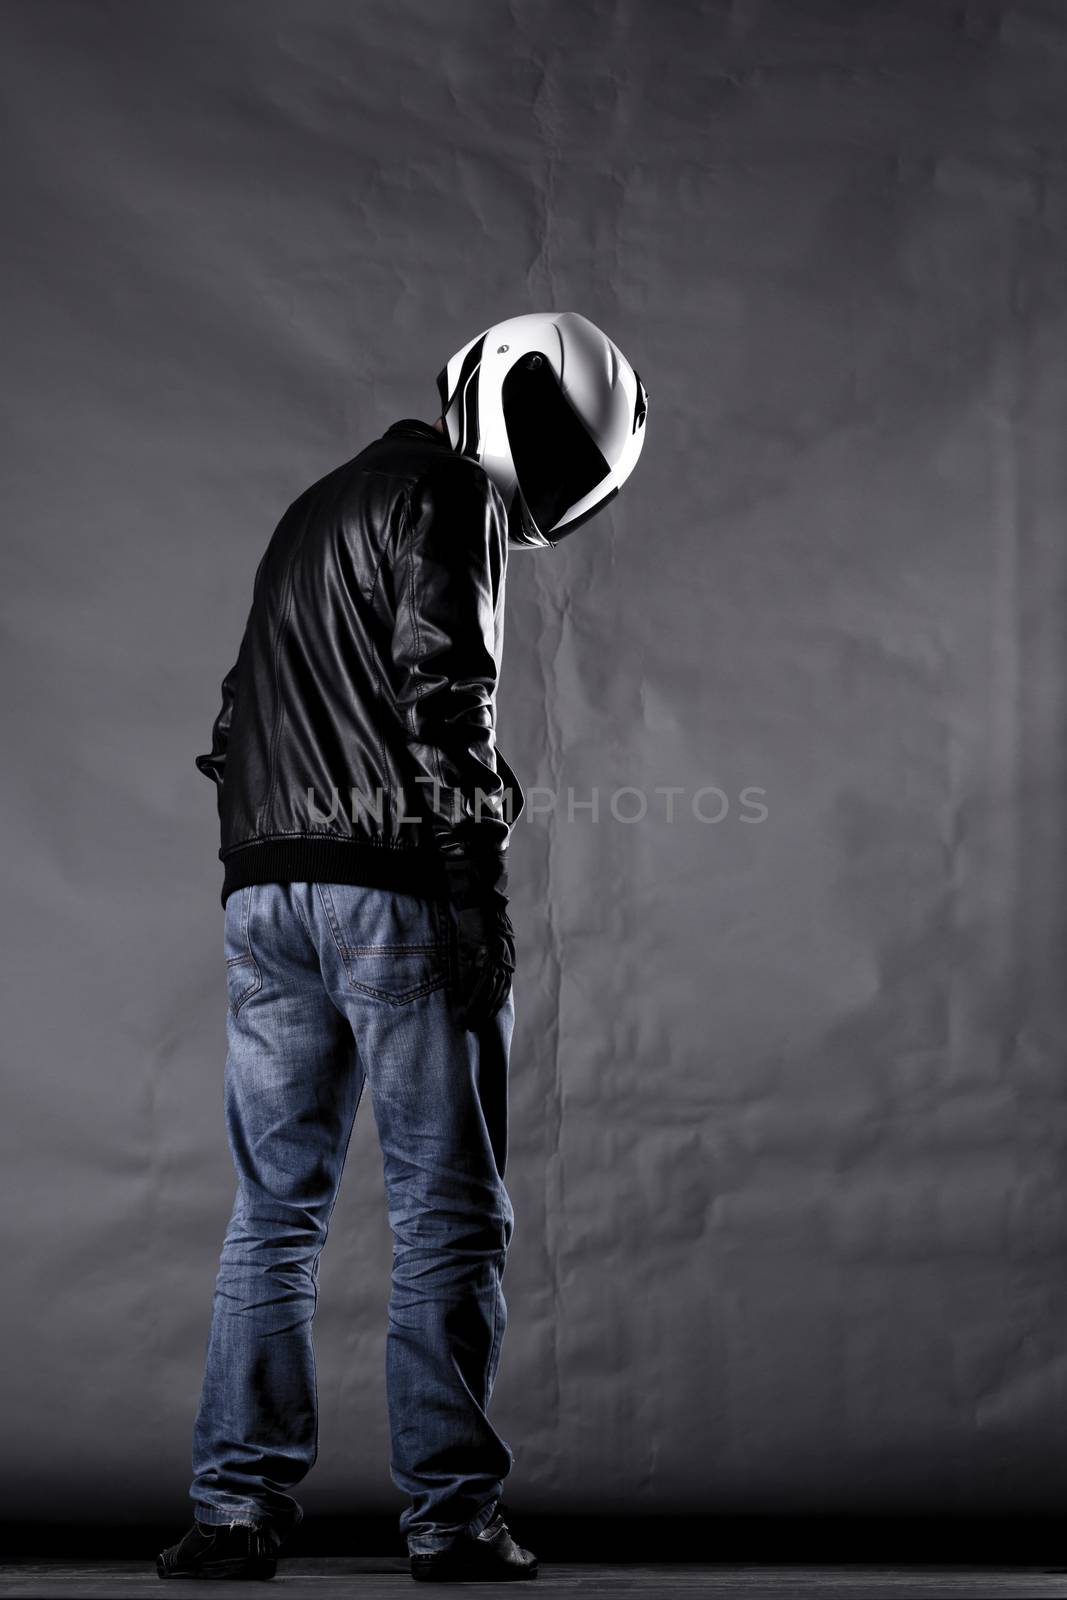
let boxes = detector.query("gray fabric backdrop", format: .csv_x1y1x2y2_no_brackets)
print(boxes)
2,0,1066,1527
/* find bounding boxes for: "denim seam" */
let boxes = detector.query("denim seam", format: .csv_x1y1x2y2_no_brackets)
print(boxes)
339,942,448,955
489,1276,499,1411
310,1068,368,1472
315,882,349,968
194,1502,288,1532
291,886,316,951
345,972,449,1006
228,886,262,1016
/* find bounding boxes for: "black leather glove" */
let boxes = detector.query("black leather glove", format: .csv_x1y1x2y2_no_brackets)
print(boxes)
452,897,515,1029
444,854,516,1030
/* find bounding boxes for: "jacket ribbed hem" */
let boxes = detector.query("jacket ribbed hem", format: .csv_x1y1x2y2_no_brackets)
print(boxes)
219,835,450,907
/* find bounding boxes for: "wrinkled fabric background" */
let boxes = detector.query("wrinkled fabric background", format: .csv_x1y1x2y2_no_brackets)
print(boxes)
2,0,1066,1527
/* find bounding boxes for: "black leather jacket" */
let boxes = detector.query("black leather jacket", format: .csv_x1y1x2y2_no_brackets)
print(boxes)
195,418,525,907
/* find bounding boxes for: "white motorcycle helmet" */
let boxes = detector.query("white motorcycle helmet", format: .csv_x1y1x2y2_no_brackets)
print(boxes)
435,311,648,549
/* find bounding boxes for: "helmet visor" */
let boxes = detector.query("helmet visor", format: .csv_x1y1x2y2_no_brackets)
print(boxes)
501,356,612,540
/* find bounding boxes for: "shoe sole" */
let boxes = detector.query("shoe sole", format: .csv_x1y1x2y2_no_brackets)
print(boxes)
156,1554,277,1581
410,1563,537,1582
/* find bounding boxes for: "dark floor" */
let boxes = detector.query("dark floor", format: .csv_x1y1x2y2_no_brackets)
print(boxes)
6,1518,1067,1597
3,1562,1067,1598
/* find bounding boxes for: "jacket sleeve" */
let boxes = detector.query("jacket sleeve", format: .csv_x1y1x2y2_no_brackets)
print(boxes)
194,549,268,817
194,653,242,814
392,458,514,900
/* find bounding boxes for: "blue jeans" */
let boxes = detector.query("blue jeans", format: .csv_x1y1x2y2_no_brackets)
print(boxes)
188,881,516,1555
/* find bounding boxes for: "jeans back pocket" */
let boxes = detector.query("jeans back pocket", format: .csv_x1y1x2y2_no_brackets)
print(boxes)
318,882,450,1006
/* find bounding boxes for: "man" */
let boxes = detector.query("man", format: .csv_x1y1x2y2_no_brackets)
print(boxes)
157,312,648,1583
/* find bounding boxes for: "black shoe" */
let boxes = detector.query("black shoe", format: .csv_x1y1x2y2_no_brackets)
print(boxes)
410,1506,538,1582
157,1519,281,1580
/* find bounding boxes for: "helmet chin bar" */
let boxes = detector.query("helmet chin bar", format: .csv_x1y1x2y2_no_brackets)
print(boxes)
506,481,622,550
549,486,619,543
507,488,553,549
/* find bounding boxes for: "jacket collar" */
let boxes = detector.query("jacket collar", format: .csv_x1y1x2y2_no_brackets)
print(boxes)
383,418,450,446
